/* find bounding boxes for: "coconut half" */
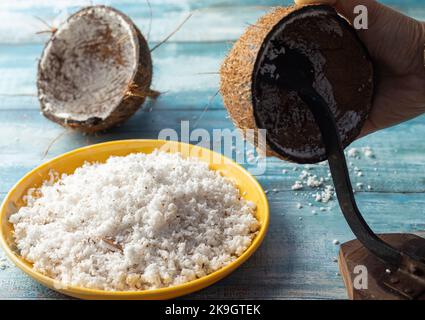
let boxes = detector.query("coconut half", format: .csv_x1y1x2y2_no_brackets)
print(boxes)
220,5,374,163
37,6,155,133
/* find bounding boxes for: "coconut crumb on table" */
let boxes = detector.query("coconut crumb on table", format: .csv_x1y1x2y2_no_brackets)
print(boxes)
347,148,360,158
306,175,323,188
0,251,10,271
290,146,379,209
291,165,334,204
291,181,303,190
9,151,259,291
347,146,375,159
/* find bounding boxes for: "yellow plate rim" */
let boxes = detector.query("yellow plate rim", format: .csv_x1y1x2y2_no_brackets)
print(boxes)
0,139,269,299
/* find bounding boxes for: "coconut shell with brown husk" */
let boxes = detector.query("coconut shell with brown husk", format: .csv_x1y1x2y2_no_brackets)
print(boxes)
220,4,374,164
37,5,157,133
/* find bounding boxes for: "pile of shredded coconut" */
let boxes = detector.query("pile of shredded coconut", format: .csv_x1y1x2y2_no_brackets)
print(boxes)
9,151,259,291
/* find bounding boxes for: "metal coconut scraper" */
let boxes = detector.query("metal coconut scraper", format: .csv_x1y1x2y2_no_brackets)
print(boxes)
265,46,425,300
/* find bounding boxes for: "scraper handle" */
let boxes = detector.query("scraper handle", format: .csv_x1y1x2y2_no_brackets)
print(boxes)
298,87,403,267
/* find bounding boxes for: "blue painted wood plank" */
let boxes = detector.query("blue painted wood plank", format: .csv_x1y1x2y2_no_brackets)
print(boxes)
1,105,425,193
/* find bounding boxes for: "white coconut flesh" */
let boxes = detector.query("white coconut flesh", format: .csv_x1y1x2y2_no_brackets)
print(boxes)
38,7,139,122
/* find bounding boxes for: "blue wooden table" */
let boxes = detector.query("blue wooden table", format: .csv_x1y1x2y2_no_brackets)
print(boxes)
0,0,424,300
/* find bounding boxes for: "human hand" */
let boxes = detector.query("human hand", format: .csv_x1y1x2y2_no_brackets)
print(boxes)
295,0,425,137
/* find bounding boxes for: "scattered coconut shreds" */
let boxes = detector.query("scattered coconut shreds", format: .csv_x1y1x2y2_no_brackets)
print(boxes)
347,148,360,158
291,181,303,190
299,170,309,180
321,186,334,203
289,147,378,210
290,163,335,207
0,251,10,271
306,175,323,188
362,146,375,158
9,151,259,291
347,146,375,159
310,185,335,203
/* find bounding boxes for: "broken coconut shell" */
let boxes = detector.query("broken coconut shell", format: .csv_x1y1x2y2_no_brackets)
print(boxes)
37,5,157,133
220,5,374,163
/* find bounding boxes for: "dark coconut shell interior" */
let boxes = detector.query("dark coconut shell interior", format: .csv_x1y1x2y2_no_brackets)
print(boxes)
37,5,153,133
252,5,374,163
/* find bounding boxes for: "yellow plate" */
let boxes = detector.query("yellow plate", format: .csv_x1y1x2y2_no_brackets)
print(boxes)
0,139,269,299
